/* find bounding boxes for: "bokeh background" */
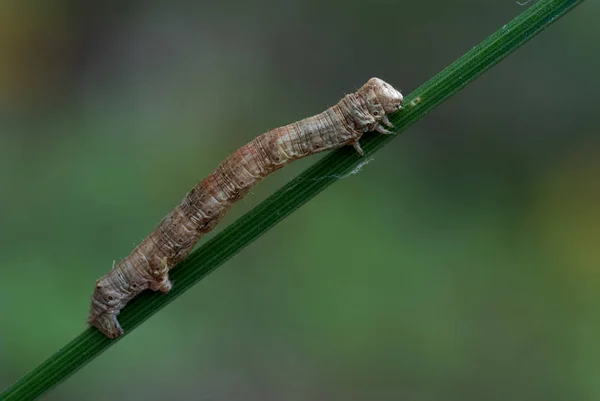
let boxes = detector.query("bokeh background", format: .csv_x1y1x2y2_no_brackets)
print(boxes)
1,0,599,400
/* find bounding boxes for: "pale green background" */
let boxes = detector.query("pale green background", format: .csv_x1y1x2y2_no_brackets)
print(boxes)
1,1,599,400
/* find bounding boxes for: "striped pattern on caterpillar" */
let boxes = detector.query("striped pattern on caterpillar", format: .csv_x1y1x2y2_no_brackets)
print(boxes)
89,77,404,338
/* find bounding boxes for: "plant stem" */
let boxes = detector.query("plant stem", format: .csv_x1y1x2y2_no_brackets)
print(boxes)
0,0,585,399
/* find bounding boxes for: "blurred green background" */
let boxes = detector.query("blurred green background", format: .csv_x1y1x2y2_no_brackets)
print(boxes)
1,0,599,400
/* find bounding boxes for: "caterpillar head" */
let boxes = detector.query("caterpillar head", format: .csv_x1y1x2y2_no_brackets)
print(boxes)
358,77,404,115
88,278,125,338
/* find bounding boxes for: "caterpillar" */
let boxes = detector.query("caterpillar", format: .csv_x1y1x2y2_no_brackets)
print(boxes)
89,77,404,338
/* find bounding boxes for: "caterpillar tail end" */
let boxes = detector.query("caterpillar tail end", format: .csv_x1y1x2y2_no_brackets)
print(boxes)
88,281,125,338
88,310,124,339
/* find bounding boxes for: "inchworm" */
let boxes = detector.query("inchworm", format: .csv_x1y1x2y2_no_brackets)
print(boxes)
89,77,404,338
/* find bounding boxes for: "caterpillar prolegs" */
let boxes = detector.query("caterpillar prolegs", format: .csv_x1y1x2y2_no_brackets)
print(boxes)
89,77,404,338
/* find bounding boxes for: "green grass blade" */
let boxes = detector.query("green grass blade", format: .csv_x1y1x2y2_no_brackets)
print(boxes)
0,0,585,399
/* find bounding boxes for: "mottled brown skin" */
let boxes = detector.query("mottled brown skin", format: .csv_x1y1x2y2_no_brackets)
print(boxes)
89,77,403,338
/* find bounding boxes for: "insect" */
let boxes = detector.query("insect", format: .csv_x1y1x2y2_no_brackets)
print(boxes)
89,77,404,338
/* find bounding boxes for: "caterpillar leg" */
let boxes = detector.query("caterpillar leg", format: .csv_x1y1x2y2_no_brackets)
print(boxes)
351,141,364,156
375,115,395,135
150,257,173,293
375,124,394,135
381,115,394,128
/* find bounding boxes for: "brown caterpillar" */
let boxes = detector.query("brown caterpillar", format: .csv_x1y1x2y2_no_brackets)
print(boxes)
89,77,403,338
